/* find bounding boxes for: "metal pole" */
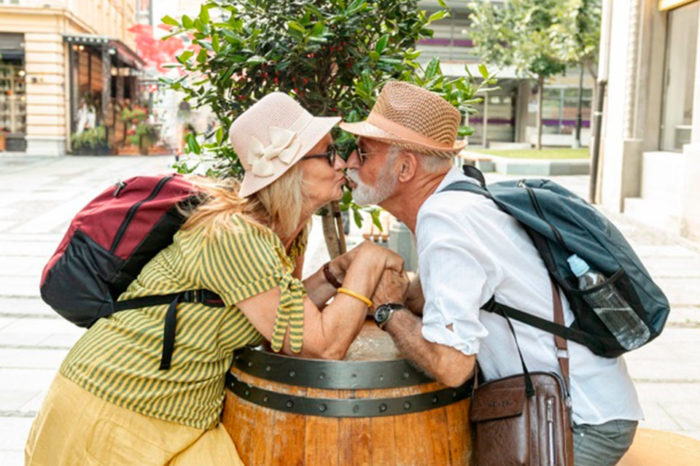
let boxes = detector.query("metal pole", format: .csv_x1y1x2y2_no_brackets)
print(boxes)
589,80,606,203
482,91,489,148
574,63,584,148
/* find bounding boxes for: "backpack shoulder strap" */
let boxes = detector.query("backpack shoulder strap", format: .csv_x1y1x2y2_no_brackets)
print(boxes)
114,289,224,370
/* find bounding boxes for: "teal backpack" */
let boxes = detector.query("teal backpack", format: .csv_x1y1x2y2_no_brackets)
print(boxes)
441,166,670,357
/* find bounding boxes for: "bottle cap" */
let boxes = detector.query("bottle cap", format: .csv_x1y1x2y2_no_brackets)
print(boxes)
567,254,590,277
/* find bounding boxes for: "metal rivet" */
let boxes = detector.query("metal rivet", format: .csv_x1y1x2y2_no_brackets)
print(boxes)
351,373,357,378
404,401,412,410
289,370,296,377
244,390,250,397
319,403,327,412
403,372,410,379
452,391,458,398
286,400,294,408
379,403,388,412
319,372,325,380
379,375,384,381
353,404,360,413
263,396,269,403
265,365,271,372
247,361,253,367
432,396,439,404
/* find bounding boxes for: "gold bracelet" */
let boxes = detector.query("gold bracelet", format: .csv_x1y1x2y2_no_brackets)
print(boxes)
337,287,373,307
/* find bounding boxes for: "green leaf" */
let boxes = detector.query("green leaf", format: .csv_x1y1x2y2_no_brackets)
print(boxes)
428,10,448,24
375,34,389,53
370,209,383,231
212,33,220,53
196,49,208,63
353,208,363,228
369,51,380,61
161,15,179,27
199,5,210,24
216,126,224,145
185,133,201,154
246,55,266,65
311,22,324,37
478,63,489,79
288,21,306,33
178,50,194,62
182,15,194,29
424,57,440,79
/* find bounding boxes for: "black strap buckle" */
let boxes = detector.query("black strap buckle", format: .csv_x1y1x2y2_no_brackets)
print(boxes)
182,289,204,303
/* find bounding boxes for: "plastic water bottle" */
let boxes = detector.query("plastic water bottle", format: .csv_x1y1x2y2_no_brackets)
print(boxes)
567,254,650,350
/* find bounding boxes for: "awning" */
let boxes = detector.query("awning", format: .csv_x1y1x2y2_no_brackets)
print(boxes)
63,34,145,69
0,32,24,61
659,0,697,11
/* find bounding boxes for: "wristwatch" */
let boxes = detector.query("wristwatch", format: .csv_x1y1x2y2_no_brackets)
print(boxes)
374,303,404,330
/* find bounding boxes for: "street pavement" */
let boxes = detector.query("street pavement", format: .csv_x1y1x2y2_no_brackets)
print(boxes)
0,154,699,464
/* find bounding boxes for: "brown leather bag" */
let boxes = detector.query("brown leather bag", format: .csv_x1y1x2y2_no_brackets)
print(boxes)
469,281,574,466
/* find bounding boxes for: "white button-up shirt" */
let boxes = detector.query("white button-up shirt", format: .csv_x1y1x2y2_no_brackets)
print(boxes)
416,166,643,425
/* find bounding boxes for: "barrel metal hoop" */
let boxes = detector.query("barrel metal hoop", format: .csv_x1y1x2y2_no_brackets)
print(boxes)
233,346,434,389
226,372,473,418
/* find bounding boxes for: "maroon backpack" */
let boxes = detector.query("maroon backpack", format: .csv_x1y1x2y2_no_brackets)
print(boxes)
40,174,222,369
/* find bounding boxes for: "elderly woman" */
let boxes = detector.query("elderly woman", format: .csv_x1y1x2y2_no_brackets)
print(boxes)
25,93,407,465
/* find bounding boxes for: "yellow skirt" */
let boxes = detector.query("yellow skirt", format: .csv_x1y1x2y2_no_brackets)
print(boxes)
25,373,244,466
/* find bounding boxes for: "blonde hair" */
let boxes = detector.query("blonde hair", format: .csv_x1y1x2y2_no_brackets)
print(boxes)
181,163,306,240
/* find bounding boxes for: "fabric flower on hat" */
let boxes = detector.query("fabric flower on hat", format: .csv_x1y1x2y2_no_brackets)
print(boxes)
247,126,302,177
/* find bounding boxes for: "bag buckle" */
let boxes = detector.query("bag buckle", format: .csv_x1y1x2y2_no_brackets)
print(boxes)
556,348,569,359
182,290,204,303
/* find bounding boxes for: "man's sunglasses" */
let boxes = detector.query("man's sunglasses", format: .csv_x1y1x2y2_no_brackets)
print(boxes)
304,145,338,166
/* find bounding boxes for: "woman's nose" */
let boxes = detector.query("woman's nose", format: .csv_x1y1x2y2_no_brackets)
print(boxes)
334,154,347,170
345,150,360,169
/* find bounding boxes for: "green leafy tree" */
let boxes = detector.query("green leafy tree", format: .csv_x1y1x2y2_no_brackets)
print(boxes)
550,0,601,146
162,0,494,257
469,0,568,149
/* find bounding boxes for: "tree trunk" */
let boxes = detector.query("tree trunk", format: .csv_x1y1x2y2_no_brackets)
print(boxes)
321,201,346,259
536,75,544,150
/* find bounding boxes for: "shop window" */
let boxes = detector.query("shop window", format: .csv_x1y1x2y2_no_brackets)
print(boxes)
0,62,26,151
534,86,592,135
660,2,699,151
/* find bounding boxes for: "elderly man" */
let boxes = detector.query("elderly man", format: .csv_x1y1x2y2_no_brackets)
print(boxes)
341,81,642,466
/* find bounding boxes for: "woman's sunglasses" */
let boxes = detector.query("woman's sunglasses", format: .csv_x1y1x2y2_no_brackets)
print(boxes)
304,145,338,166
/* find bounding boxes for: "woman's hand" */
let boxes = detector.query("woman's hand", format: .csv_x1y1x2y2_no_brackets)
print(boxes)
328,241,404,283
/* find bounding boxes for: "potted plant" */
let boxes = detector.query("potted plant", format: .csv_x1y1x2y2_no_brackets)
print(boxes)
70,125,110,155
121,106,159,155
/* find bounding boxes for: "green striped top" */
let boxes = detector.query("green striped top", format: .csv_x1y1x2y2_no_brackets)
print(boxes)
60,214,308,429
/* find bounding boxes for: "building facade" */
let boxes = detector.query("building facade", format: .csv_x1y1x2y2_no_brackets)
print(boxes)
0,0,142,156
417,0,595,148
597,0,700,241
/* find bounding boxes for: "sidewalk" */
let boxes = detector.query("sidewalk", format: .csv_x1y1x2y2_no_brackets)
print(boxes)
0,155,698,464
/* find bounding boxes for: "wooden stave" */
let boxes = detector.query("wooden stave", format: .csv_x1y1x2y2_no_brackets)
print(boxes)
222,358,472,465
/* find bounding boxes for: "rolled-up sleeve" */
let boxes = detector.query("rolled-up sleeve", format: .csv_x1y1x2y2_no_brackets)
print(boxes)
417,196,504,356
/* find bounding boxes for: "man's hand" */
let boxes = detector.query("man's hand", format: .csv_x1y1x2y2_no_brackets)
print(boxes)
370,269,409,315
404,272,425,315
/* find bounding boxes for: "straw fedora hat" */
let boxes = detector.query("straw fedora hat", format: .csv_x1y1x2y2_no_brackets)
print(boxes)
229,92,340,197
339,81,466,157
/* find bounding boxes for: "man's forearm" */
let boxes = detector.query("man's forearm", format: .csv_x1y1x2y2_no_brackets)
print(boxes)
384,308,475,387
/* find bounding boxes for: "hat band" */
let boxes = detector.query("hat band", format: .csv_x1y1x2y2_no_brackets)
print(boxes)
366,112,456,150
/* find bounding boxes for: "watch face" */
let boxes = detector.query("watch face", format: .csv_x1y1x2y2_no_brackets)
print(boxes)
375,307,389,323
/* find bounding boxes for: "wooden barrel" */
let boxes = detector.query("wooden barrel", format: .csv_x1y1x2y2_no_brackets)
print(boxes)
222,321,473,465
619,428,700,465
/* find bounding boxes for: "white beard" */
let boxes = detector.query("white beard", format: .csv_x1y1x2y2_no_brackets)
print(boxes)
347,166,397,206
